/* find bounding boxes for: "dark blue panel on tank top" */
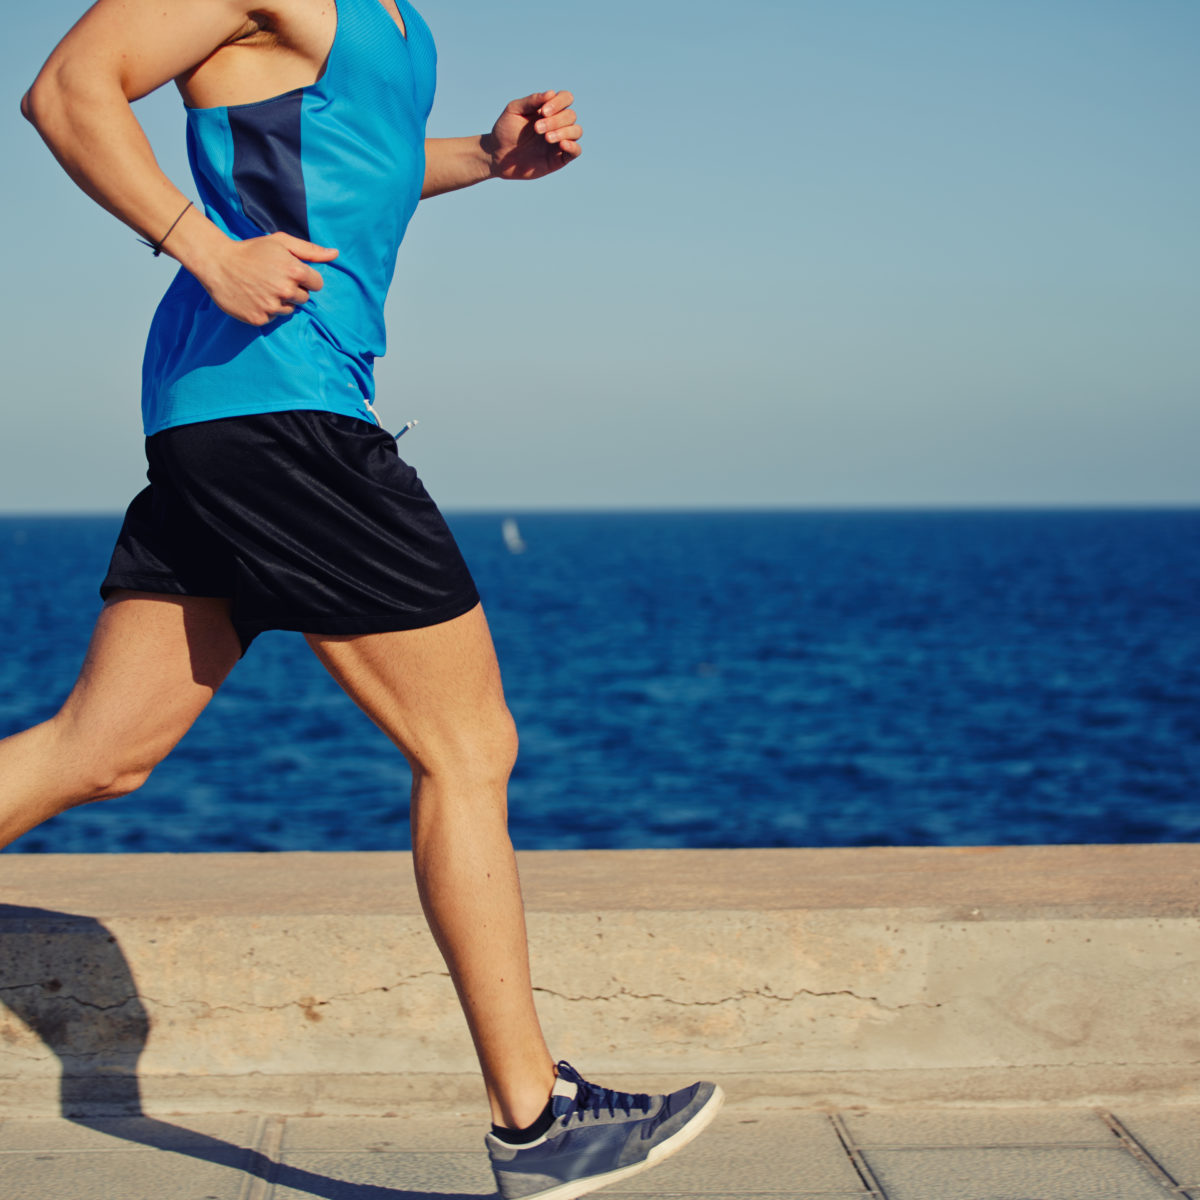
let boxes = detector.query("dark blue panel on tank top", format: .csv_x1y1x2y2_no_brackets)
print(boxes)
228,91,310,240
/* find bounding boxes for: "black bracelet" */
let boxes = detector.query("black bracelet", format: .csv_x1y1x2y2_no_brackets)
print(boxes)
137,200,194,257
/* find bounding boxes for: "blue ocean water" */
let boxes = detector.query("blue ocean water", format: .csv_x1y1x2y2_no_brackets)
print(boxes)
1,510,1198,853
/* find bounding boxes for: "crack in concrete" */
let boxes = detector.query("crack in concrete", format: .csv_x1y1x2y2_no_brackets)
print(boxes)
648,1037,780,1053
531,985,941,1012
6,977,940,1015
0,1045,53,1062
0,984,142,1014
138,972,454,1018
2,972,454,1022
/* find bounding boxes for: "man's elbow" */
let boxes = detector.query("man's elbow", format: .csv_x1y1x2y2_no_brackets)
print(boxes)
20,72,55,130
22,59,122,139
21,63,76,133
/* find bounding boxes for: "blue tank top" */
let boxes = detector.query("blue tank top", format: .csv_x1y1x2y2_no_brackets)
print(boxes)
141,0,436,435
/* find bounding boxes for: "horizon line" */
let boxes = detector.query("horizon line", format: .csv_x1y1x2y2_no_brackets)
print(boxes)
3,501,1200,520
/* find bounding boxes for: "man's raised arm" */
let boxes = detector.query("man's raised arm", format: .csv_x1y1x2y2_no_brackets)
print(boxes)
422,90,582,199
22,0,336,326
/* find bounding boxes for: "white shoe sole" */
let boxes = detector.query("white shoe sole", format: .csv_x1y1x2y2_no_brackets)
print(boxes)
516,1084,726,1200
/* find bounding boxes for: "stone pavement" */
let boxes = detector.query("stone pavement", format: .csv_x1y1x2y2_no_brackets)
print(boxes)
2,1102,1198,1200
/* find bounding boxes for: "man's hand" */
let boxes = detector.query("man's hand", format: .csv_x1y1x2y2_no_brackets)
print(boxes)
486,90,582,181
194,231,339,326
421,90,582,198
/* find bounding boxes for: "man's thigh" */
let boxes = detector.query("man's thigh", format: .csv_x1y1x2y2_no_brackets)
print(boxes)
306,602,516,770
56,591,242,765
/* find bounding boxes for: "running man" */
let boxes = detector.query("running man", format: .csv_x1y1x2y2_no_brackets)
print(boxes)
10,1,722,1196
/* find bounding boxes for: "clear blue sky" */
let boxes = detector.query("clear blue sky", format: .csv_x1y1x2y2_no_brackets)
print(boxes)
3,0,1197,512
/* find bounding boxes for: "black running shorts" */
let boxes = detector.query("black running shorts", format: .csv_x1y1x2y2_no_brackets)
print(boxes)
101,410,480,653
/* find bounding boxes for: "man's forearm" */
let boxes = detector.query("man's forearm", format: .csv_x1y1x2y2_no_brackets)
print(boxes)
421,135,495,200
23,70,227,274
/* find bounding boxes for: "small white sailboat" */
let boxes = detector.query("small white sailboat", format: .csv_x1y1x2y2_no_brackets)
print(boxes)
501,517,527,555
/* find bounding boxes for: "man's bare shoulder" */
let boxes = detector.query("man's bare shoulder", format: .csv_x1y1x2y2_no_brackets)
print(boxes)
27,0,335,109
174,0,336,110
177,0,337,109
227,1,338,48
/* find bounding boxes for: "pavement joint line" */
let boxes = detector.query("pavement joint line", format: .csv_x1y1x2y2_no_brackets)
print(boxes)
1099,1110,1185,1193
828,1112,887,1200
849,1141,1128,1151
239,1113,285,1200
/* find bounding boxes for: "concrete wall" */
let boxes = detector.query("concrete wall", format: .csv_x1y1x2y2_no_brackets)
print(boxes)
1,846,1198,1116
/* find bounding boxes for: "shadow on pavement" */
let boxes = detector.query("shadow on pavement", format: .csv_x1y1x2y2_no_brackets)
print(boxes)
0,904,490,1199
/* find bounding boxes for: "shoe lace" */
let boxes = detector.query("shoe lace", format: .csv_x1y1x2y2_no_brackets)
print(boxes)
556,1061,652,1124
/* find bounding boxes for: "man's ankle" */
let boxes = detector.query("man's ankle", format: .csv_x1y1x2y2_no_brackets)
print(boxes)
489,1062,557,1129
491,1097,556,1144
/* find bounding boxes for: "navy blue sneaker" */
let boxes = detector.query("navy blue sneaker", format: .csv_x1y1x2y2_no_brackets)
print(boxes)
486,1060,724,1200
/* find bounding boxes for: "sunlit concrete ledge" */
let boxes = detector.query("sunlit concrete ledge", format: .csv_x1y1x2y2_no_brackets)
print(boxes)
1,846,1198,1117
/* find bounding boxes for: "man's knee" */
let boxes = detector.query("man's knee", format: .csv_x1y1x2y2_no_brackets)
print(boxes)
458,703,518,786
57,760,155,811
415,703,518,790
490,706,520,779
88,763,155,803
44,718,158,807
